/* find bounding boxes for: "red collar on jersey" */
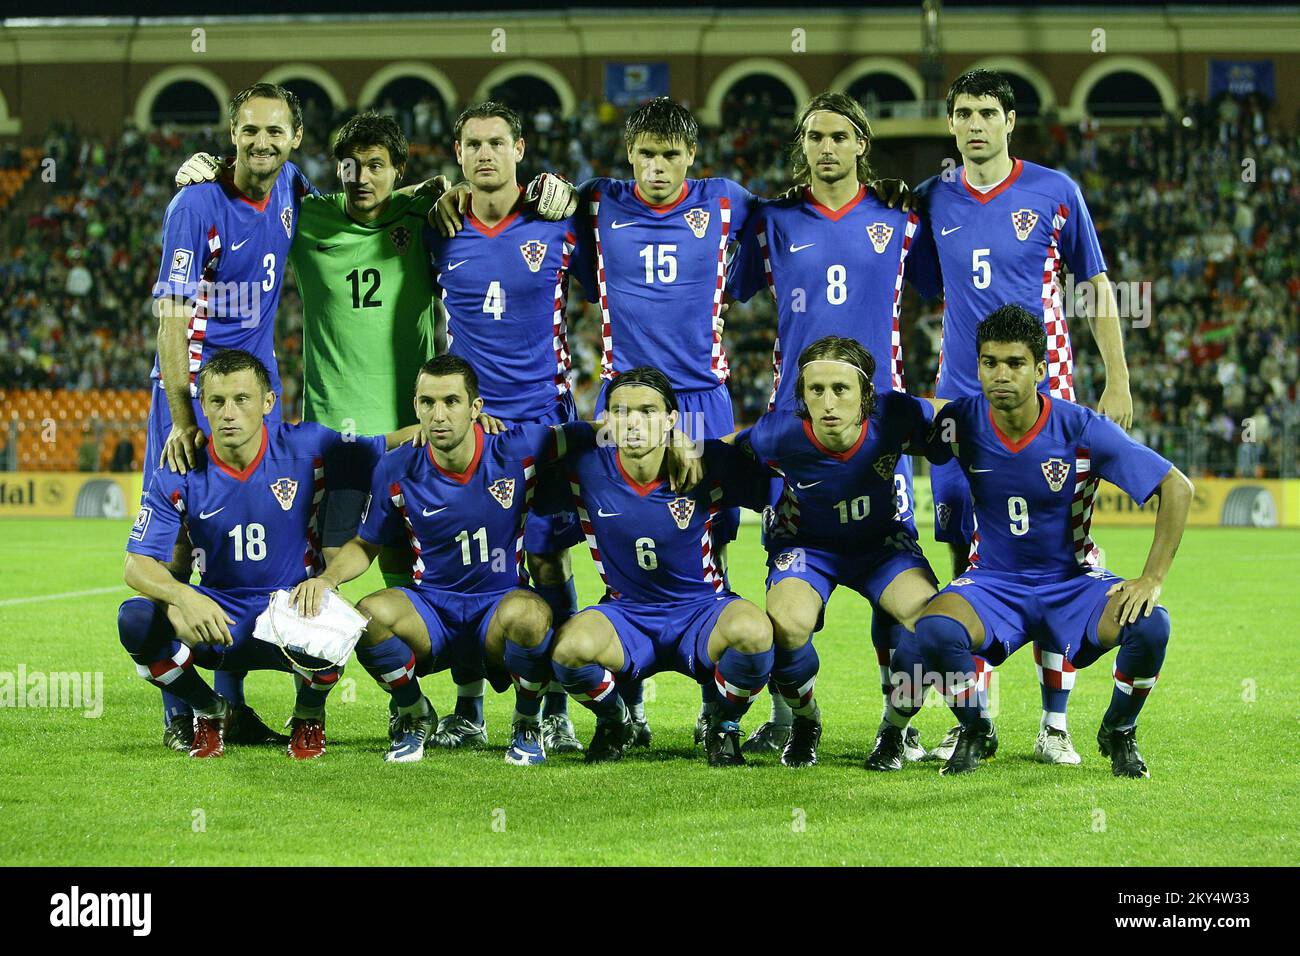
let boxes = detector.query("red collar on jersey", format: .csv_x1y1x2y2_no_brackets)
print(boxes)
615,450,664,496
805,183,867,222
220,173,275,212
989,392,1052,453
207,424,269,481
802,417,869,461
633,181,690,213
961,158,1024,205
427,423,484,484
467,185,524,238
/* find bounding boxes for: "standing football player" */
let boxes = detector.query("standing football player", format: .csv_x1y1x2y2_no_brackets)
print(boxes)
548,366,774,765
909,69,1134,763
118,350,416,759
887,306,1189,777
149,83,314,752
727,91,929,759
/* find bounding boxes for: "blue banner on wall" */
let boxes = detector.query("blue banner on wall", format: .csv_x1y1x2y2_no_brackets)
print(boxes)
1208,60,1276,101
604,63,670,107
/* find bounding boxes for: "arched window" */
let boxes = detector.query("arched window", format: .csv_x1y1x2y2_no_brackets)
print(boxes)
1086,71,1165,118
721,72,798,126
486,75,563,115
847,72,919,119
150,80,221,126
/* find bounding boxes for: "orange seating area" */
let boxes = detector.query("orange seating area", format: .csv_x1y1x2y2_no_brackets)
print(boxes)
0,388,151,471
0,148,44,213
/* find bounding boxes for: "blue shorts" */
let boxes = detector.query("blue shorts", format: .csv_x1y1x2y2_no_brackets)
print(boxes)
502,395,584,555
170,586,295,673
930,457,974,545
399,586,513,692
939,567,1121,666
588,594,740,684
143,381,283,504
766,534,936,630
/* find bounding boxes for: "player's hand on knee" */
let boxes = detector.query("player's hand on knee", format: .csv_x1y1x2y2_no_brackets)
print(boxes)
175,152,225,187
1106,575,1162,625
176,590,235,646
868,177,916,212
430,181,471,238
525,172,579,220
1098,383,1134,430
477,413,506,435
162,423,206,474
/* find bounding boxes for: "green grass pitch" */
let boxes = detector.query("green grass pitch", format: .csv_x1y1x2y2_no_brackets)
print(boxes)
0,517,1295,866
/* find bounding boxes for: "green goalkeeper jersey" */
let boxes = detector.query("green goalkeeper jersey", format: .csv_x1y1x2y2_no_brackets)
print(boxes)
290,191,437,434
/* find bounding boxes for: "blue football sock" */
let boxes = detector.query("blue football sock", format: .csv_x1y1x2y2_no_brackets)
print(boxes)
119,598,221,716
713,646,775,723
1103,608,1170,731
505,631,554,720
454,679,485,724
871,611,902,700
1034,643,1073,731
772,641,819,717
292,665,342,718
915,614,987,731
214,670,247,708
885,629,927,726
553,661,626,722
618,677,645,721
535,578,578,718
355,637,421,709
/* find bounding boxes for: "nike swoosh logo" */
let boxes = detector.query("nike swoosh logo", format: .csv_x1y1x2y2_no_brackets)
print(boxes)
940,226,962,236
198,508,224,519
609,221,635,230
795,480,822,489
596,508,622,517
230,239,250,250
969,468,993,473
316,243,340,252
423,506,448,516
788,243,815,253
446,260,468,271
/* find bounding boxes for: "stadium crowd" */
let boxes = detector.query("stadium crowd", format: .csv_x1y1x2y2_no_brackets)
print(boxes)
1,89,1295,476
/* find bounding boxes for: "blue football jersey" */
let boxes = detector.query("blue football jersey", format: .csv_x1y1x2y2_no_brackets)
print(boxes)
728,186,920,411
740,391,932,551
127,421,385,593
431,199,578,421
927,395,1171,577
358,422,594,593
910,159,1107,402
574,177,758,392
563,440,762,604
152,163,315,398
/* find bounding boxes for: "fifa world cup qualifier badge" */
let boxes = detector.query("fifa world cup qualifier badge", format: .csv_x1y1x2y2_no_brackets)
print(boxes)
488,478,516,509
519,239,548,273
1040,457,1071,492
1011,208,1039,241
668,496,696,529
866,222,894,253
270,478,299,511
683,208,710,239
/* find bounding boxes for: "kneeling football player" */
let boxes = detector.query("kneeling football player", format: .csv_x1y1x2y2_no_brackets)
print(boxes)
888,306,1191,777
732,336,945,768
292,355,600,765
118,350,415,759
549,366,775,766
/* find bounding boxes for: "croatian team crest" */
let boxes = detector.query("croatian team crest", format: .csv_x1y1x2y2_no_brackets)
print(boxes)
270,478,299,511
668,496,696,529
388,225,412,254
683,208,710,239
488,478,516,509
1011,208,1039,242
936,502,952,531
519,239,548,273
866,222,894,254
773,550,800,572
1041,457,1071,493
281,207,294,239
873,453,899,480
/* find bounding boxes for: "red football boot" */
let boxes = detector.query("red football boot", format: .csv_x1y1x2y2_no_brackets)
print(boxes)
287,717,326,760
189,710,229,758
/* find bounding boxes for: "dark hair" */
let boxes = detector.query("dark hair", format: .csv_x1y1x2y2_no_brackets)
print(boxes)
228,83,303,132
453,101,523,143
946,69,1016,118
976,305,1047,363
790,91,875,186
197,348,273,396
332,110,408,173
624,97,698,153
607,366,679,414
417,354,480,402
794,336,876,423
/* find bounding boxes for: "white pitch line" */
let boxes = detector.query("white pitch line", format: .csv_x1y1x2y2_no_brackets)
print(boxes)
0,585,128,607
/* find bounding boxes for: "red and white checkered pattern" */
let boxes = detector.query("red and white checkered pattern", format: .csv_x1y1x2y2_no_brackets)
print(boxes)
757,225,782,412
769,471,802,540
714,668,764,705
389,481,425,584
293,665,341,689
1113,668,1159,698
136,642,194,686
1070,447,1102,568
551,231,576,399
513,457,537,586
303,456,325,575
943,654,992,708
708,197,733,383
377,651,416,690
177,226,224,397
510,670,548,700
573,667,616,703
888,212,920,393
777,673,817,708
1034,645,1077,690
1040,203,1075,401
589,193,617,381
700,483,726,592
569,471,618,600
